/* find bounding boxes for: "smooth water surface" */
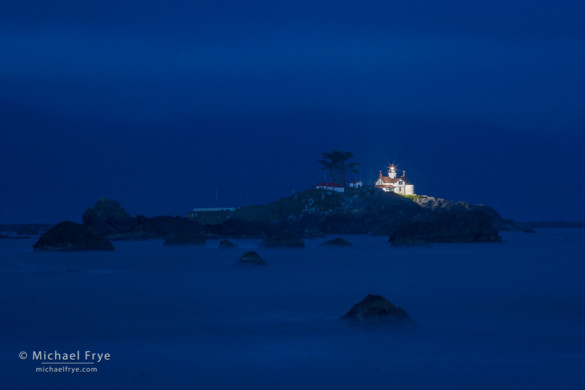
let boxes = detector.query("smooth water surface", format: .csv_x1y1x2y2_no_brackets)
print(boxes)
1,230,584,389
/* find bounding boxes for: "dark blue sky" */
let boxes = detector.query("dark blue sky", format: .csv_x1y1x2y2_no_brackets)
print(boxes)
1,0,584,223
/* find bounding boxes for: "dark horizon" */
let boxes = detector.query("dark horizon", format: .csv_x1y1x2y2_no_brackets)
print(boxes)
1,0,584,224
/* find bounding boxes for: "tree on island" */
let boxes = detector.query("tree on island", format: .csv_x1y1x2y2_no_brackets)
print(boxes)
318,150,359,186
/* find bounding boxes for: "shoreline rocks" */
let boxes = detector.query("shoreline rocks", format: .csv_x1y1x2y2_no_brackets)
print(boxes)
33,221,115,251
389,210,501,244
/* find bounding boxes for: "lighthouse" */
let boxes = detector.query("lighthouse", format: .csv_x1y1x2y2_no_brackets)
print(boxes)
375,164,415,195
388,164,397,179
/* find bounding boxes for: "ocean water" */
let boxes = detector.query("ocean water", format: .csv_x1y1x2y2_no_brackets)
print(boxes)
1,230,584,389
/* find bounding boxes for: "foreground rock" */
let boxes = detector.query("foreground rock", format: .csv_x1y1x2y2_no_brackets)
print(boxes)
163,232,206,246
321,237,352,247
261,233,305,248
219,239,238,248
389,210,501,244
235,251,268,267
33,221,115,251
341,294,416,328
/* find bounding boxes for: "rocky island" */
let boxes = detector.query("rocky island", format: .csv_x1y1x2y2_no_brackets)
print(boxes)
34,183,522,249
188,187,509,243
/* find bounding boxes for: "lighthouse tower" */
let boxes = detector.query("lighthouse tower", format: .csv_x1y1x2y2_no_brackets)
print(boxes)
388,164,397,179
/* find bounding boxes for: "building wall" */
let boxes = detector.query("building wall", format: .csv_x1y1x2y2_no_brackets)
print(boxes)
316,186,345,192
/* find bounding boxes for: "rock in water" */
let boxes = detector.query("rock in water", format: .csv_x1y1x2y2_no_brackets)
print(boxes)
219,239,238,248
82,198,137,236
163,232,206,245
389,210,501,244
33,221,115,251
235,251,268,267
341,294,416,328
261,233,305,248
321,237,352,247
82,198,203,240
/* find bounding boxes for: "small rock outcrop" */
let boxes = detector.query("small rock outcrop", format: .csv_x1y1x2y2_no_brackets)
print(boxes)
321,237,352,247
219,239,238,248
261,233,305,248
163,231,206,245
389,210,501,244
341,294,416,327
33,221,115,251
235,251,268,267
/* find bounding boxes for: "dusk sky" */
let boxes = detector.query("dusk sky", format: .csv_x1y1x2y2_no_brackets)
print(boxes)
1,0,584,223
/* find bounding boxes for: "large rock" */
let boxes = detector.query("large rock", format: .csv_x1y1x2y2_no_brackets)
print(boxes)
389,210,501,244
82,199,203,240
414,195,527,232
230,188,422,236
235,251,268,267
261,233,305,248
341,294,416,327
82,199,137,236
33,221,115,251
199,188,514,238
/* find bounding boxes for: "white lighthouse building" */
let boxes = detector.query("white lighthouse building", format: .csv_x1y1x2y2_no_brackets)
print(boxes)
375,164,415,195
